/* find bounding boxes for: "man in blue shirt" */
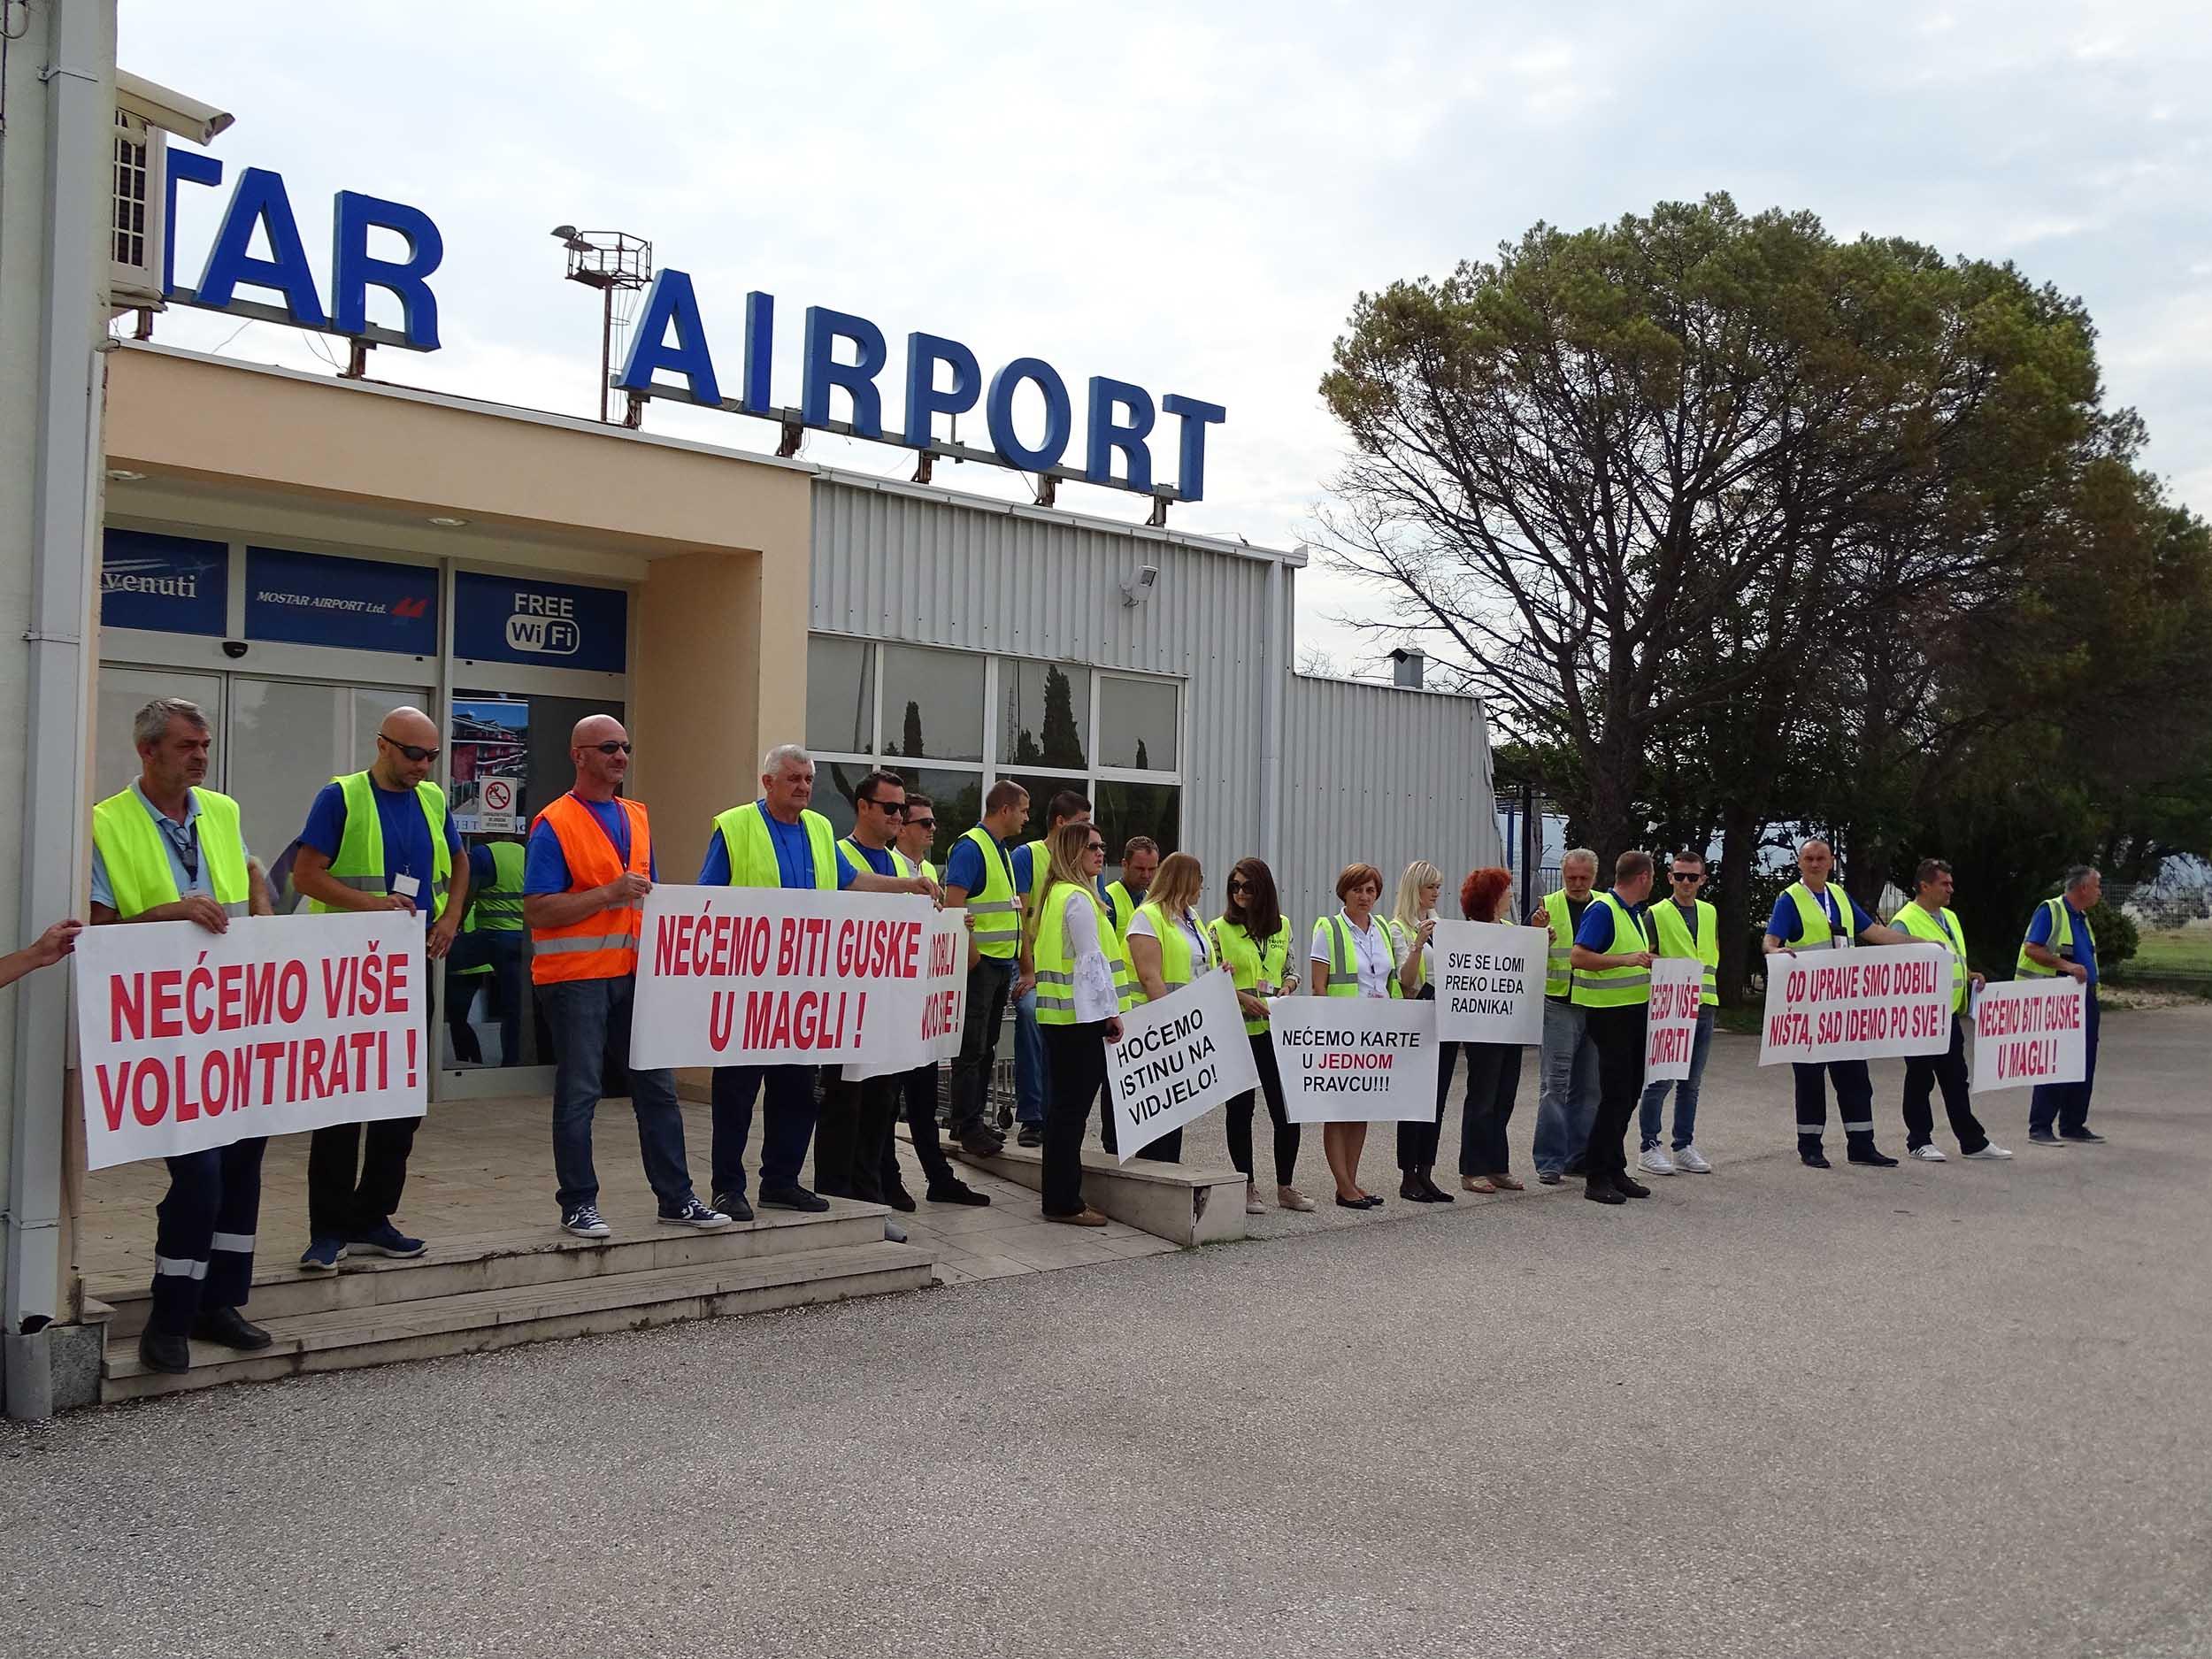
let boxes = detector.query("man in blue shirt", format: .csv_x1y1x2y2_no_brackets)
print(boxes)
445,840,526,1068
290,706,465,1269
1762,837,1912,1169
940,781,1029,1157
1568,850,1660,1203
2023,864,2105,1146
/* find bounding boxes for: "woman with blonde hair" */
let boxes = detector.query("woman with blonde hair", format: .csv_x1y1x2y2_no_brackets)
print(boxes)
1120,850,1216,1165
1384,860,1459,1203
1213,857,1311,1213
1310,862,1424,1209
1032,820,1125,1225
1454,866,1528,1193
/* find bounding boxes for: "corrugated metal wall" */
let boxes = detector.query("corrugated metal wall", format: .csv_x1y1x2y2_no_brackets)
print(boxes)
809,472,1502,933
1279,675,1506,936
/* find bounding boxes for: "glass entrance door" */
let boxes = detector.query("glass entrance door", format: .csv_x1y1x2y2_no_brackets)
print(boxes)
94,666,226,803
226,678,424,870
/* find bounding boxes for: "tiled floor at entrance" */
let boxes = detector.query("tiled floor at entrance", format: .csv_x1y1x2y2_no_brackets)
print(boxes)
74,1095,1182,1294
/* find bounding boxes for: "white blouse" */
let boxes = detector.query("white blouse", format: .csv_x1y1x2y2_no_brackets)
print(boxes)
1062,891,1123,1023
1310,912,1398,999
1125,906,1214,976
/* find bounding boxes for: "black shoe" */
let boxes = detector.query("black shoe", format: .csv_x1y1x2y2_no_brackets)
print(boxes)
192,1305,273,1350
137,1328,191,1373
958,1130,1004,1158
1847,1144,1900,1168
712,1189,756,1224
882,1184,918,1213
1399,1176,1434,1202
1360,1194,1386,1208
758,1183,830,1213
1421,1176,1456,1203
926,1179,991,1207
1016,1125,1044,1148
1584,1179,1626,1206
1335,1194,1369,1210
1612,1174,1652,1199
1563,1155,1588,1177
1801,1150,1832,1169
2059,1129,2105,1143
1537,1171,1563,1186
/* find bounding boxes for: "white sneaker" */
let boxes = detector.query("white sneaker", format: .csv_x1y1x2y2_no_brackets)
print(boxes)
1638,1146,1677,1176
1964,1143,2015,1160
1244,1183,1266,1216
1672,1144,1712,1174
1909,1144,1947,1162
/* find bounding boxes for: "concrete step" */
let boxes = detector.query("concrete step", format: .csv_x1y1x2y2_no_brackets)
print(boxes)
91,1200,892,1339
922,1131,1247,1246
101,1240,933,1402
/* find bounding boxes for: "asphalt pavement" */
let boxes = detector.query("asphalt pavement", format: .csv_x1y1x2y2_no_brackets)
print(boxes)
5,1002,2208,1659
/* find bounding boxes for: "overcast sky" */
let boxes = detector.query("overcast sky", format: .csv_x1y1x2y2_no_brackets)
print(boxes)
120,0,2212,676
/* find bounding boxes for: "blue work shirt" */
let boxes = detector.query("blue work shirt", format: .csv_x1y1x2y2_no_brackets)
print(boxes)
2025,899,2100,987
843,840,897,878
694,801,856,889
1766,887,1874,945
943,833,1012,897
1574,889,1655,951
467,843,497,892
300,777,461,902
89,781,252,910
522,794,658,895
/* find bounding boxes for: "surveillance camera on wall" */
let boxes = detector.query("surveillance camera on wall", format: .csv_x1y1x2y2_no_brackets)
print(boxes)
1120,565,1160,606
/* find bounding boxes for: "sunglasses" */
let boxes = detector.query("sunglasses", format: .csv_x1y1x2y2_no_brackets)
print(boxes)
907,818,935,830
1085,841,1106,854
1671,872,1705,882
862,796,905,812
588,741,634,756
1227,879,1250,893
378,734,441,764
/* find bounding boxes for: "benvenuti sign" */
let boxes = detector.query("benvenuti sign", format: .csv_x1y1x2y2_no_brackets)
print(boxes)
158,160,1226,506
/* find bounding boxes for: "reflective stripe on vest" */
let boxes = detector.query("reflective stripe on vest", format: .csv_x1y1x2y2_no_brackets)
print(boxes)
1211,917,1290,1035
462,841,528,935
957,826,1020,959
528,793,650,984
1782,881,1851,951
2016,896,2093,979
1893,900,1968,1010
1033,880,1098,1026
89,786,250,919
1652,896,1720,1008
837,838,914,879
313,771,451,914
1317,913,1402,999
1542,889,1578,997
1571,893,1655,1008
716,802,835,889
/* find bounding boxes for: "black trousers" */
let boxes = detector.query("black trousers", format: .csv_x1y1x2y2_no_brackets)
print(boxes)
150,1137,265,1336
882,1063,958,1194
1793,1058,1876,1145
815,1071,902,1202
1457,1040,1523,1178
1041,1021,1111,1216
710,1064,818,1196
1097,1045,1180,1163
1396,985,1457,1171
949,957,1014,1136
1580,1004,1648,1182
307,1117,419,1240
1901,1015,1989,1153
1227,1033,1300,1185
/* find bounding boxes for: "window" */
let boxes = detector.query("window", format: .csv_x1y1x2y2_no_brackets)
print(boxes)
804,634,1179,872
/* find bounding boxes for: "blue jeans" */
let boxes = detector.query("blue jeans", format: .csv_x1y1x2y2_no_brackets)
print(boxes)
2029,987,2099,1134
539,975,696,1217
1014,984,1048,1125
1532,998,1600,1175
1640,1006,1714,1149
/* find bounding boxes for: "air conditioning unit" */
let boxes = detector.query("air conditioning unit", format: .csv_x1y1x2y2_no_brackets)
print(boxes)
108,71,235,312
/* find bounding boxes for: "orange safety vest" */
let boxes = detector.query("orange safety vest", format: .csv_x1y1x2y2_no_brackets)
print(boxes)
529,792,651,985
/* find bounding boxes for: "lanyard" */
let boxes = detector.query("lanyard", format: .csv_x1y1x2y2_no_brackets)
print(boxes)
157,814,201,884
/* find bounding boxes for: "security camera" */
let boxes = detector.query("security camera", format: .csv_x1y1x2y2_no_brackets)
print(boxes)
222,640,248,659
1120,565,1160,606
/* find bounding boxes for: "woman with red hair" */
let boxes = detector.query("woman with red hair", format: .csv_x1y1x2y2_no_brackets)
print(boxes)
1454,866,1528,1194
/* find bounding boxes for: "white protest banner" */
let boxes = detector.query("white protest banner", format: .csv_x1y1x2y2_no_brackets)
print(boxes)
841,909,972,1082
1970,978,2088,1093
1272,998,1440,1124
1106,970,1259,1161
73,913,427,1171
1432,921,1548,1045
1642,958,1705,1087
1758,943,1954,1067
631,886,936,1070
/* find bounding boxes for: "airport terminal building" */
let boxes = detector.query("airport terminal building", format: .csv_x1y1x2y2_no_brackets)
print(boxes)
0,13,1502,1411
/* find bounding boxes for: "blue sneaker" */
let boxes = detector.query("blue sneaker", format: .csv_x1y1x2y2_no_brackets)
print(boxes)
561,1205,611,1239
299,1236,347,1271
657,1197,732,1231
349,1220,426,1258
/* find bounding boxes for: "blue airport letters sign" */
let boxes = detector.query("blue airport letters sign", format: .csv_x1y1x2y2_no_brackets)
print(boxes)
453,572,627,673
165,153,443,351
100,529,228,636
245,547,440,655
612,273,1228,503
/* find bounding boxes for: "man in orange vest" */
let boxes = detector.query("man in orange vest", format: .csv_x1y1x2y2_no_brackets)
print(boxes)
522,715,728,1240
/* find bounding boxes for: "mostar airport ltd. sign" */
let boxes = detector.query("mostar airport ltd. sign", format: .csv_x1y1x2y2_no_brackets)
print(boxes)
161,160,1226,509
